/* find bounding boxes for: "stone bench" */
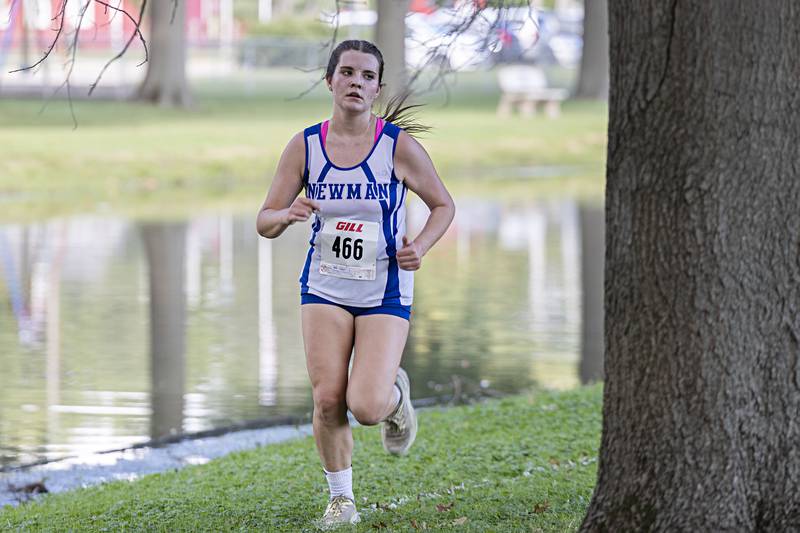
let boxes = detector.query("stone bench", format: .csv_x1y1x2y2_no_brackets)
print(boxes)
497,65,569,118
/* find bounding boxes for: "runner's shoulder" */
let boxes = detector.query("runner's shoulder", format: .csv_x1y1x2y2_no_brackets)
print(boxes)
274,132,307,179
394,129,432,167
281,131,307,163
285,131,306,154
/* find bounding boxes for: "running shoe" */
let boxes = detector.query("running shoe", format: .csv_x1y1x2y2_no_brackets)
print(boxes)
317,496,360,529
381,367,418,456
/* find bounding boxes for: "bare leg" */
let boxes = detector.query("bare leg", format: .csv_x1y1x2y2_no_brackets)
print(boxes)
302,304,355,471
346,314,410,426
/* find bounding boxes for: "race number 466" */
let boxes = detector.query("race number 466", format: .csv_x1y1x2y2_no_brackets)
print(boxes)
319,218,379,280
331,236,364,260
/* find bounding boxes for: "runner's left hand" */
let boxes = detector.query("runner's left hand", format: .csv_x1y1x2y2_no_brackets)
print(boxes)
397,236,422,271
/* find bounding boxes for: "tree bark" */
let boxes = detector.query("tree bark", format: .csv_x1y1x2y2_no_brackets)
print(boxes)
375,0,409,101
574,0,609,100
135,0,192,107
582,2,800,530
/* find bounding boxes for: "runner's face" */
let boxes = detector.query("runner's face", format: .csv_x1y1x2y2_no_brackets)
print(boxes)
328,51,381,113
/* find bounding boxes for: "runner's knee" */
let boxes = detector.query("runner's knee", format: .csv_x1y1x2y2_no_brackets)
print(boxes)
313,389,347,425
346,392,387,426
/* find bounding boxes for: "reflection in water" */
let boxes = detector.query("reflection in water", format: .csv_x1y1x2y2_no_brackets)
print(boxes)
45,224,68,463
219,216,234,299
258,238,277,407
0,197,601,467
579,204,605,384
0,227,50,348
142,223,187,441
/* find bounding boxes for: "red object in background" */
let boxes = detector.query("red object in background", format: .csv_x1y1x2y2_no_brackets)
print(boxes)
410,0,436,14
0,0,229,50
498,26,513,45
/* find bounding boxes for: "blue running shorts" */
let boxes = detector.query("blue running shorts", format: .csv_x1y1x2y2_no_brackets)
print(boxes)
301,293,412,321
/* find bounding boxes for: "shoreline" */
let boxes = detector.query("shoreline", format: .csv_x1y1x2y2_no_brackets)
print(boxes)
0,422,314,509
0,392,499,508
0,386,601,531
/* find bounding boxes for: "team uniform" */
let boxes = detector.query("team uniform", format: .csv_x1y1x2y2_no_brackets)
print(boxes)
299,118,413,320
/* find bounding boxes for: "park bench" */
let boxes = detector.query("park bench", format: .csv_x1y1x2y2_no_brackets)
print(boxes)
496,65,569,118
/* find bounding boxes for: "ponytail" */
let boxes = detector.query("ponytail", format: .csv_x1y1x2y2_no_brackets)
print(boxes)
379,92,431,137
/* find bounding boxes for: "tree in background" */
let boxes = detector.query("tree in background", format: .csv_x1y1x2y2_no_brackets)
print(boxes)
574,0,608,99
375,0,409,100
8,0,192,110
582,2,800,529
135,0,192,107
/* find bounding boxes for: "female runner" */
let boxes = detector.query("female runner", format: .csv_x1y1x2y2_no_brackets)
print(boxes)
256,40,455,528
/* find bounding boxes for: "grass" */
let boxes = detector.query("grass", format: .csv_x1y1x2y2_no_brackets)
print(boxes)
0,70,607,222
0,385,602,532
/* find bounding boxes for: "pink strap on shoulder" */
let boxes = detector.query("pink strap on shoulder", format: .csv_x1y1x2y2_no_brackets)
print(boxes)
321,118,382,148
375,118,385,141
321,120,329,148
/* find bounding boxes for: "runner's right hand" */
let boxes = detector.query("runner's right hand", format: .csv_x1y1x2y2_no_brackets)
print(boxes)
285,197,321,225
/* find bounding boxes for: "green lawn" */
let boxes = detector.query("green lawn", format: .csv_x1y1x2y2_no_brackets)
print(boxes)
0,385,602,532
0,70,607,222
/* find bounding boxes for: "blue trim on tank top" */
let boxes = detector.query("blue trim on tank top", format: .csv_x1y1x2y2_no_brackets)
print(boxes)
384,123,401,159
381,127,405,305
391,173,406,244
299,125,320,291
302,132,310,188
299,215,322,291
361,162,401,305
384,179,402,305
317,120,394,171
317,162,332,184
300,162,331,289
302,123,319,187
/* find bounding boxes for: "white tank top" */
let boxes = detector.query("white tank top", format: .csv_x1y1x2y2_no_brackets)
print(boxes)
298,119,413,307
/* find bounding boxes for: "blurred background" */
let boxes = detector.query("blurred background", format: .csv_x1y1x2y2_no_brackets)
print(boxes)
0,0,595,97
0,0,607,469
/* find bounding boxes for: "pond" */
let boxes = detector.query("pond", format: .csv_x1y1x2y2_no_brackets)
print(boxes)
0,196,604,469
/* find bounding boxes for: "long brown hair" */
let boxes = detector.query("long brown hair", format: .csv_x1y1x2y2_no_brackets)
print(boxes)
325,40,430,136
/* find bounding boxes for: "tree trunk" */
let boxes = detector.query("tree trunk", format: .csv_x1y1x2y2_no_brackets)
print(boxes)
375,0,409,101
574,0,609,99
271,0,291,18
582,2,800,530
135,0,191,107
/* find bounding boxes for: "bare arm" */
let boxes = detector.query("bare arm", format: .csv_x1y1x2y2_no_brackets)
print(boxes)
394,130,456,270
256,132,321,239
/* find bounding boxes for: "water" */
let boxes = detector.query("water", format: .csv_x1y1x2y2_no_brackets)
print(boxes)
0,196,602,469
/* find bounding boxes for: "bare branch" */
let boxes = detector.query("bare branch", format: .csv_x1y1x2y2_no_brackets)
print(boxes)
92,0,148,59
62,0,96,128
406,0,541,97
89,0,149,96
32,0,91,128
8,0,149,114
288,0,342,101
9,0,68,74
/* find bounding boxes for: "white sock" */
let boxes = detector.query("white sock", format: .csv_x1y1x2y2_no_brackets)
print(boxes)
384,384,402,421
323,466,354,501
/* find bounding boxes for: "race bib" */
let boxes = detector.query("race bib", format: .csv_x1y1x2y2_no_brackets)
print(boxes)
319,218,379,281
